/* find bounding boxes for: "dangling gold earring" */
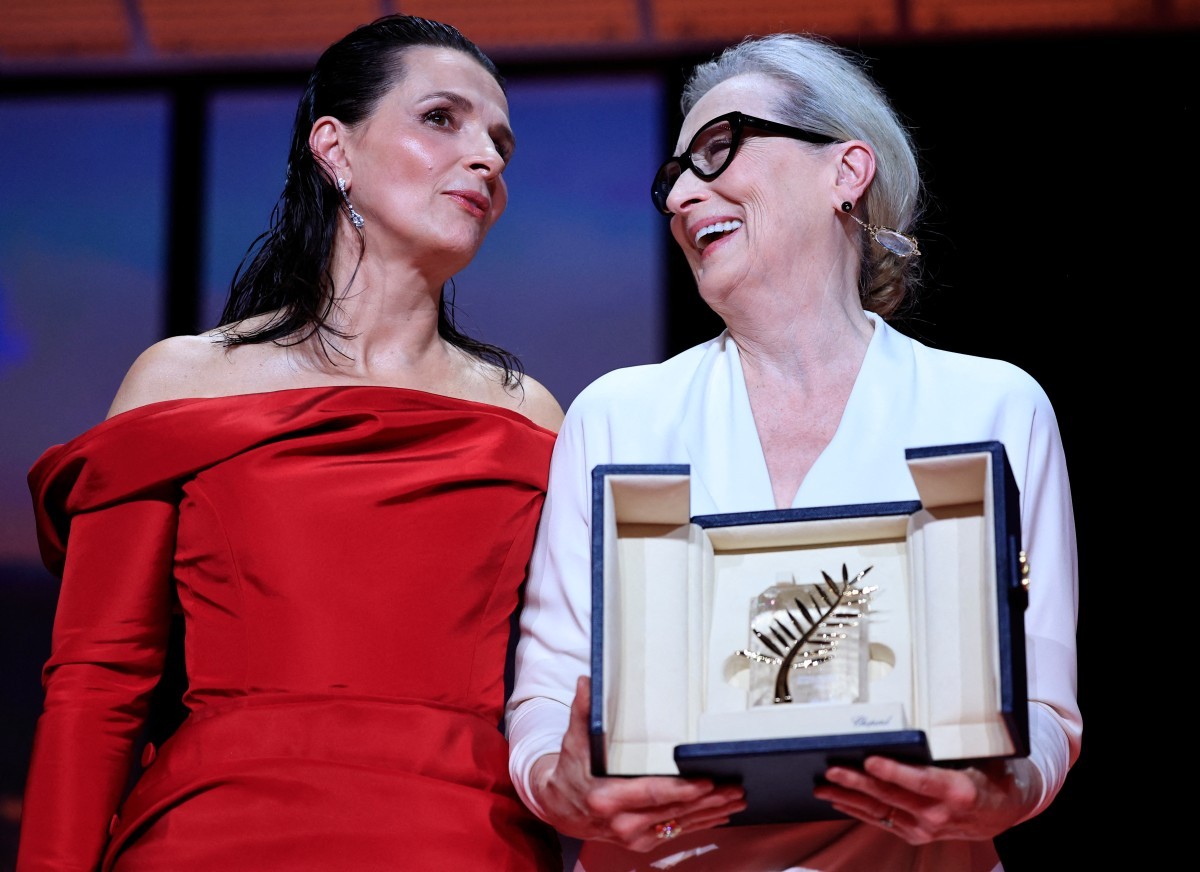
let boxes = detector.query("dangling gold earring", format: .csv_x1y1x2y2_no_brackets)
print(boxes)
841,200,919,258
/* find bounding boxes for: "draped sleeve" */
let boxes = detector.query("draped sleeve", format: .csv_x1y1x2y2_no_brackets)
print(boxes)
21,408,188,870
18,387,558,872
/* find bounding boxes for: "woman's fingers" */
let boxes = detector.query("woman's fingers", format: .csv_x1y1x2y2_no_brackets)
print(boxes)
542,675,746,849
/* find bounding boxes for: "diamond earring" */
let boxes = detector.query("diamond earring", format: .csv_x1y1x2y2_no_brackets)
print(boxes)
338,177,365,229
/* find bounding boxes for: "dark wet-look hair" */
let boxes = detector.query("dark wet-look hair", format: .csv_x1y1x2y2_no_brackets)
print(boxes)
218,15,522,384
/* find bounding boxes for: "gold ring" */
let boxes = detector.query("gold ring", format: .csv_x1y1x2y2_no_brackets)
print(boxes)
655,819,681,840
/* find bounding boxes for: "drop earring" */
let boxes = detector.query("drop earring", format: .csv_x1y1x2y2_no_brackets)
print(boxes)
338,177,365,229
841,200,919,258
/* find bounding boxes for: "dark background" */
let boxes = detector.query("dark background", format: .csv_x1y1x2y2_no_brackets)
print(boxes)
2,26,1183,871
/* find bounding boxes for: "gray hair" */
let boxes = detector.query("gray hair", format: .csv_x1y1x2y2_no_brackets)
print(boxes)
681,33,922,317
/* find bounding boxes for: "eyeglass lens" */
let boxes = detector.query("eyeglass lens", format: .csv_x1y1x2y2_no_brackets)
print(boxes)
687,118,738,177
653,117,739,213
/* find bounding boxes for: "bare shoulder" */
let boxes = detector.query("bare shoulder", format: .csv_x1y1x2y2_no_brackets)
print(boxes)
515,373,565,433
107,333,228,419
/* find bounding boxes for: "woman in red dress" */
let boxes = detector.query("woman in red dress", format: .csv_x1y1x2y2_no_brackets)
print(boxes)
17,15,563,871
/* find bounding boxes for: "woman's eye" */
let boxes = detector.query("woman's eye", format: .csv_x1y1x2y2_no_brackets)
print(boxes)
700,138,732,162
424,109,452,127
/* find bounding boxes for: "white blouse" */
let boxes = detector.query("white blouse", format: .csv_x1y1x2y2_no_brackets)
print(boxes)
506,312,1080,872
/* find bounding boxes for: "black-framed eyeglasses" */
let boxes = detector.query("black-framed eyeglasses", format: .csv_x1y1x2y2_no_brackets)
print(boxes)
651,111,840,215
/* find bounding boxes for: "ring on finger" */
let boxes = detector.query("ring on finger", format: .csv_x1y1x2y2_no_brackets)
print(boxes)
655,819,682,840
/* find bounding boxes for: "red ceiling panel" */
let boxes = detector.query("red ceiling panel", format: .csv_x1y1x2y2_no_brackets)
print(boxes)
0,0,1190,70
910,0,1153,33
1,0,130,57
652,0,900,43
402,0,642,48
138,0,380,56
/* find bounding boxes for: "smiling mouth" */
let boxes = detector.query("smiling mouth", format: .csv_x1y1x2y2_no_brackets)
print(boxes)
694,220,743,250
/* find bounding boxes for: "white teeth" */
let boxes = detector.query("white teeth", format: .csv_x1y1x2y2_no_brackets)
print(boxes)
694,220,743,248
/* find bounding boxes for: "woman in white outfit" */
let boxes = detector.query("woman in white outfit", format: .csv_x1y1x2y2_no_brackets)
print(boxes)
506,31,1080,872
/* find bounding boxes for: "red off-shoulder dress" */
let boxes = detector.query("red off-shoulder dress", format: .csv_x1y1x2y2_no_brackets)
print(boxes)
16,386,562,871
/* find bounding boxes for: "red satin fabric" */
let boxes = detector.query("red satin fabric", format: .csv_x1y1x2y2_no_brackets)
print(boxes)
17,386,561,871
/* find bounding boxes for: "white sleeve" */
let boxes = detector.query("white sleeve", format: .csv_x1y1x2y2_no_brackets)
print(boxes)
1011,385,1082,821
506,401,599,820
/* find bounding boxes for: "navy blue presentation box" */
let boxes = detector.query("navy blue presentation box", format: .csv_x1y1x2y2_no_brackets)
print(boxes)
589,442,1029,825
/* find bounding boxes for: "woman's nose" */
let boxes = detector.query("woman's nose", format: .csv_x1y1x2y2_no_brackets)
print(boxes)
666,168,706,213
